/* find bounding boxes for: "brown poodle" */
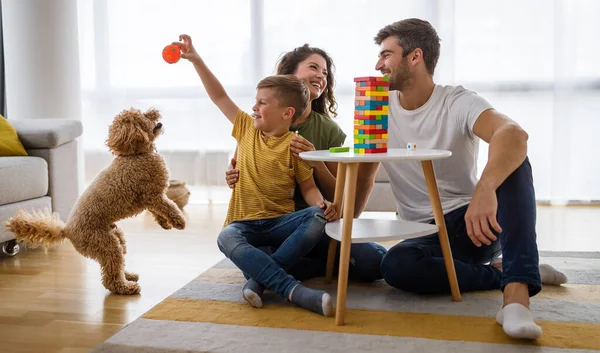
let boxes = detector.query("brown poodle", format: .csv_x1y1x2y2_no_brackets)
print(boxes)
4,108,186,295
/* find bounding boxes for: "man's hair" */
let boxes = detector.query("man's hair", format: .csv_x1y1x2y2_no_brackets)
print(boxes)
256,75,310,121
374,18,441,75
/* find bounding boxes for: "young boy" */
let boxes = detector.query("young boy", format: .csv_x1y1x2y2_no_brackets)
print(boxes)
173,34,338,317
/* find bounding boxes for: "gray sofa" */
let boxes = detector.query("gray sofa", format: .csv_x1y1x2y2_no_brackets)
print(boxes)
0,119,83,256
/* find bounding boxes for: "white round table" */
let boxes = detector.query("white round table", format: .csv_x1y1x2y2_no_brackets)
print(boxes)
299,148,451,162
300,148,461,325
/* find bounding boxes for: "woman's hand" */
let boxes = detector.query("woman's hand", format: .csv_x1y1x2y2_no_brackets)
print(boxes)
291,134,316,166
225,158,239,189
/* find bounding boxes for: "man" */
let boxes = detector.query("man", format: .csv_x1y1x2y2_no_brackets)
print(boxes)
353,18,566,340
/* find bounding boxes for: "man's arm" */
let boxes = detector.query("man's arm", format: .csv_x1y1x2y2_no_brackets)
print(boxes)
353,162,381,217
473,108,528,191
465,108,528,247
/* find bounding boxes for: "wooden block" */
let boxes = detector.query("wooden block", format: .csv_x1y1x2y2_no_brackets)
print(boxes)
354,125,379,130
356,86,386,92
365,91,389,97
354,77,390,86
359,101,388,108
354,76,387,82
354,143,377,149
355,96,384,101
329,146,350,153
363,139,388,144
363,110,387,115
365,148,388,154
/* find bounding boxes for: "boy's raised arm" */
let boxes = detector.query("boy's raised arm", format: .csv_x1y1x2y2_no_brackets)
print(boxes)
173,34,239,124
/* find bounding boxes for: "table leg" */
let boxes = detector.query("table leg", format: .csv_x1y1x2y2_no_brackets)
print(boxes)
326,162,347,284
421,160,462,302
335,162,358,325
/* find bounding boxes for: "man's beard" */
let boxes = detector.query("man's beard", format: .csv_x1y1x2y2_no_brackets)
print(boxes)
388,58,411,90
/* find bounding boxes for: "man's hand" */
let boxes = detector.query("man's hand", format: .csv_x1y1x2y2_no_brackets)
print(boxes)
225,158,239,189
318,200,338,222
464,184,502,247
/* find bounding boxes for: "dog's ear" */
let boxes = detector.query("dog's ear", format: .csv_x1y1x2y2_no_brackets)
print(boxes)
144,108,161,121
106,121,151,156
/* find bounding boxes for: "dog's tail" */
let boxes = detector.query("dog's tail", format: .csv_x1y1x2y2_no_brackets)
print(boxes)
3,208,67,248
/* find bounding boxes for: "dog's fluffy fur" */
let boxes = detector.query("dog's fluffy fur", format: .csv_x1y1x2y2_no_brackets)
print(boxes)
4,108,185,295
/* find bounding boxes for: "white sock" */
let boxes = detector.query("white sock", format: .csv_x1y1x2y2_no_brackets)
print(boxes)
496,303,542,340
540,264,567,285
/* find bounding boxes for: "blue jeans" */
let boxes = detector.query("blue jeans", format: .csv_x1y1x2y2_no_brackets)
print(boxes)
287,236,388,282
380,157,542,296
217,206,327,298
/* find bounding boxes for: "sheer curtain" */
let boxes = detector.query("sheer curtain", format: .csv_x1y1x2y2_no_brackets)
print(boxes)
0,0,5,118
77,0,600,204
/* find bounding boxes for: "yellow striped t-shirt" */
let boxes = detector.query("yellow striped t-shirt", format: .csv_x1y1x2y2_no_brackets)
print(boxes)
224,110,314,226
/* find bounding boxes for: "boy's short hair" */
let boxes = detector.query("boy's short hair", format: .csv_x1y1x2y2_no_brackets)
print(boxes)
257,75,310,121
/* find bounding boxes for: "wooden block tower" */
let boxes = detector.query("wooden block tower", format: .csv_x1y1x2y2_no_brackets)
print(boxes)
353,76,389,154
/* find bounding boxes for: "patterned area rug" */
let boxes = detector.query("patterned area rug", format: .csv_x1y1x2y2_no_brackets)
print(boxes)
92,251,600,352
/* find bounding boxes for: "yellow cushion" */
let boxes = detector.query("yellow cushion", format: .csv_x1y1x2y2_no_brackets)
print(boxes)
0,115,28,156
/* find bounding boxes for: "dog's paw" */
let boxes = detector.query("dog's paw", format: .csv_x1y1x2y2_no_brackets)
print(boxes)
170,216,186,230
112,281,141,295
155,216,172,230
125,271,139,282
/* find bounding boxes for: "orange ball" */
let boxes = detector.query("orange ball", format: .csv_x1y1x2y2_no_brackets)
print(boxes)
162,44,181,64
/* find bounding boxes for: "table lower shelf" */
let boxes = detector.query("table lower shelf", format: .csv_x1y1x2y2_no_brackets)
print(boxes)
325,218,439,243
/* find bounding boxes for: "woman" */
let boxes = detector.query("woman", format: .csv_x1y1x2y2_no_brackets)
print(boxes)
226,44,387,282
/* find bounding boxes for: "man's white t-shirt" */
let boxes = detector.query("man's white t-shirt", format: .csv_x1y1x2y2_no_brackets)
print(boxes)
383,84,493,223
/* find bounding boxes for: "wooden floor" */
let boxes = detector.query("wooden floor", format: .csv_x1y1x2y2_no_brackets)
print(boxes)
0,203,599,352
0,204,228,353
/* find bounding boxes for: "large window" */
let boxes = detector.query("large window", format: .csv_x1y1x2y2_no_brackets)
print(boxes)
77,0,600,203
